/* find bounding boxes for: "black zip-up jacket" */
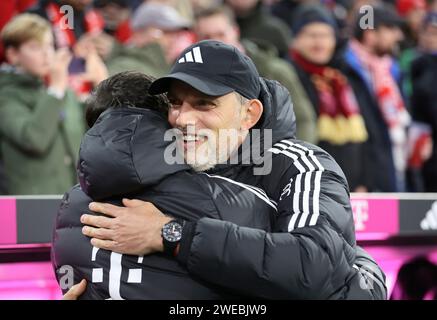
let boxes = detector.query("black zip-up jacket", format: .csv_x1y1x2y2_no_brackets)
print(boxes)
174,78,387,299
52,107,276,299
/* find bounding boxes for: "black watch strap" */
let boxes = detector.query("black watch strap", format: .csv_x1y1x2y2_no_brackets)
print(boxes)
163,239,178,256
162,219,184,256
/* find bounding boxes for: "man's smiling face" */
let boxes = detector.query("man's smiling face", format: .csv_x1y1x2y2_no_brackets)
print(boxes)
167,80,249,172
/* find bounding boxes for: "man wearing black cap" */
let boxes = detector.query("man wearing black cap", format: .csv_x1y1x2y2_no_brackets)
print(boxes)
79,40,386,299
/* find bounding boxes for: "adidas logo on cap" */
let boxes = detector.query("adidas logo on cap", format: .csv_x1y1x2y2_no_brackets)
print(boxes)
178,46,203,64
149,40,260,99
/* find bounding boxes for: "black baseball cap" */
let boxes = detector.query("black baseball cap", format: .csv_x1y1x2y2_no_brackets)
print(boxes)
149,40,261,99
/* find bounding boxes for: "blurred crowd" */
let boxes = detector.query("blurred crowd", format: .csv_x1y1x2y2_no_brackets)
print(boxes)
1,0,437,195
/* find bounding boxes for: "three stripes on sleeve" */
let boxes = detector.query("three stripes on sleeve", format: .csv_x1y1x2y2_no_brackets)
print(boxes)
269,140,325,232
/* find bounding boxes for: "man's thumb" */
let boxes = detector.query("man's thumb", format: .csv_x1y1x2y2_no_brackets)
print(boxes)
63,279,87,300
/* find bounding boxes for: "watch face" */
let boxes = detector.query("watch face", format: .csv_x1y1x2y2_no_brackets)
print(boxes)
163,221,183,242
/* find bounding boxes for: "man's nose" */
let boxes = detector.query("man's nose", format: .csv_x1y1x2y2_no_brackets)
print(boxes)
174,102,198,128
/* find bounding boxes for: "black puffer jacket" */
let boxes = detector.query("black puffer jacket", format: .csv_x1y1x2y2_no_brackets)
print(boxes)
52,107,276,299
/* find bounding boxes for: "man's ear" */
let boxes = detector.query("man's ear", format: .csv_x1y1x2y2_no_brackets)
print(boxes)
241,99,263,130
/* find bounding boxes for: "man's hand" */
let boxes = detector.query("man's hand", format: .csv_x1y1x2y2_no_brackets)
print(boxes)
81,199,172,255
92,32,115,60
62,279,87,300
49,48,72,93
75,32,114,60
83,47,109,86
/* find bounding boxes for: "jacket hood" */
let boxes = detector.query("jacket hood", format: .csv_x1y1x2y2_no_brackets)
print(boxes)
257,77,296,143
77,107,189,200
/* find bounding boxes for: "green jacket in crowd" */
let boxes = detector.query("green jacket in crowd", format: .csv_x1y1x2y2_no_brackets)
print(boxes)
105,42,170,78
242,39,317,143
0,67,85,195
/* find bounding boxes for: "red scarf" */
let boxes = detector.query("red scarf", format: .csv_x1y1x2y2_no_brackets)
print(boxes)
291,49,368,145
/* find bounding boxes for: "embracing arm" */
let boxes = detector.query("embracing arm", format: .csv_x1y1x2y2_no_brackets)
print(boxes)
176,168,356,299
78,145,385,299
175,141,388,299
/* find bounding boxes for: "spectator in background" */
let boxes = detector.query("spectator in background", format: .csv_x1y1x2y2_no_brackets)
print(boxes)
0,0,36,195
225,0,292,57
28,0,100,48
89,2,195,77
289,5,368,191
270,0,318,32
28,0,108,100
0,1,36,31
0,0,36,62
146,0,196,22
390,256,437,300
124,0,142,11
93,0,132,43
189,0,223,14
410,12,437,191
272,1,352,48
343,4,410,192
396,0,427,106
0,14,85,195
343,0,382,38
194,5,317,143
431,0,437,11
130,2,196,65
397,0,427,48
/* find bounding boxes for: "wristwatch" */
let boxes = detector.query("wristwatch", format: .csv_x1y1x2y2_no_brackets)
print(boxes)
161,219,185,256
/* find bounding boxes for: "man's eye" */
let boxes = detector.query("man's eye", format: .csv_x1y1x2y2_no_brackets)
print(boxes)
195,101,216,110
